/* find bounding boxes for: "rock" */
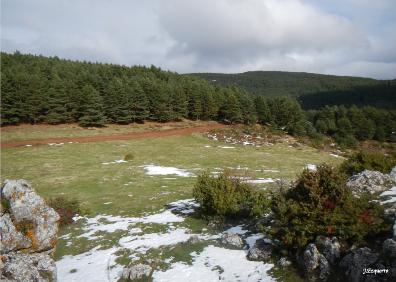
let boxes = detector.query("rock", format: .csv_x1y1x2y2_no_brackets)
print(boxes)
1,253,57,282
0,213,32,253
390,166,396,183
1,179,60,252
220,232,244,248
346,170,394,196
187,235,200,244
1,180,59,282
122,263,152,280
315,236,341,265
301,243,330,281
278,257,292,267
339,247,379,282
383,239,396,259
247,239,273,261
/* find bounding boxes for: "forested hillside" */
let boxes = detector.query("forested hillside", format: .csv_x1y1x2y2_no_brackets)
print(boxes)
1,52,395,146
190,71,396,109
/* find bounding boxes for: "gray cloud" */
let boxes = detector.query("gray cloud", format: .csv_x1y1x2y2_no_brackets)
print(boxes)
1,0,395,79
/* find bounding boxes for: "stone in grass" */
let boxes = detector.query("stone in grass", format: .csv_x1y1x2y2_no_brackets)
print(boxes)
315,236,341,265
122,263,152,281
1,253,57,282
247,239,273,261
301,243,330,281
277,257,292,267
220,232,244,248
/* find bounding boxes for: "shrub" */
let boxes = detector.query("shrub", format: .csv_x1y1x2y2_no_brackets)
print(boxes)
124,153,134,161
47,196,85,226
270,164,388,249
193,172,269,218
340,151,396,176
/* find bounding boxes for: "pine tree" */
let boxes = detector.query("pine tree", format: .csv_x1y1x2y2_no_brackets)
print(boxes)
128,81,149,122
78,85,106,127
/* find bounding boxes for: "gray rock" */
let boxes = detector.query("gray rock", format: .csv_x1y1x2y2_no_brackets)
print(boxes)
277,257,292,267
187,235,200,244
1,253,57,282
390,166,396,183
247,238,273,261
346,170,394,196
315,236,341,265
220,232,244,248
122,263,152,280
383,239,396,259
0,213,32,253
339,247,379,282
1,179,60,252
302,243,331,281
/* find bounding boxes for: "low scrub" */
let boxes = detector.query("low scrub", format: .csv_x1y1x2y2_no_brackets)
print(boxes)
270,164,388,249
47,196,85,226
340,151,396,176
193,172,269,218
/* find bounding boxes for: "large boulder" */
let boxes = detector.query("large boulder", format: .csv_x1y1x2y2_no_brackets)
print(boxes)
122,263,152,281
301,243,330,281
346,170,394,195
1,180,59,282
1,179,60,252
1,253,57,282
315,236,341,265
339,247,380,282
247,238,273,261
220,232,244,248
383,239,396,259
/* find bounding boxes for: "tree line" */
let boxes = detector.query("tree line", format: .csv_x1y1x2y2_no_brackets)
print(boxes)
1,52,395,146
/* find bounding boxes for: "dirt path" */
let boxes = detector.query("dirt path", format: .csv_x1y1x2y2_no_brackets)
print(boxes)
1,123,228,148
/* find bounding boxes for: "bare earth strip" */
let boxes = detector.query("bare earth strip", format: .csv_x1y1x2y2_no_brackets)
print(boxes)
0,123,228,148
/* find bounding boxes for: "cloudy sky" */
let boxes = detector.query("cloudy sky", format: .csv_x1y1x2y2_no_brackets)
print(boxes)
1,0,396,79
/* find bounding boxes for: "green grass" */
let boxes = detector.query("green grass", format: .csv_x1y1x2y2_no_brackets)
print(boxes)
1,134,340,216
1,130,342,281
0,120,204,142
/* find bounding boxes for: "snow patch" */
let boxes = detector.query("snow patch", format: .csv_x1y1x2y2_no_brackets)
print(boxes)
305,164,317,171
141,165,193,177
380,186,396,204
152,245,275,282
102,159,127,165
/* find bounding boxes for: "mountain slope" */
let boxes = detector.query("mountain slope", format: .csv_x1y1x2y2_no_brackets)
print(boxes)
189,71,396,109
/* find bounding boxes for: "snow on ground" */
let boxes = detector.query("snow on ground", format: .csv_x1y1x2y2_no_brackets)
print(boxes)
57,199,275,282
329,153,345,158
246,178,276,184
77,209,186,240
380,186,396,204
102,159,127,165
219,146,236,149
225,225,248,235
141,165,193,177
305,164,317,171
119,228,192,254
152,245,275,282
57,246,122,282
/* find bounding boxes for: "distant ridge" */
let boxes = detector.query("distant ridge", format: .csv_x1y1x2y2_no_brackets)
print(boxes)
188,71,396,109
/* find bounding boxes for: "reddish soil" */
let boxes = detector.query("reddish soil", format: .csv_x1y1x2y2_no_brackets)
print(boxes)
1,123,229,148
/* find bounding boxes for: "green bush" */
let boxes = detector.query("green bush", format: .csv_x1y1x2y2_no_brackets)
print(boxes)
340,152,396,176
270,164,388,249
193,172,269,218
47,196,85,226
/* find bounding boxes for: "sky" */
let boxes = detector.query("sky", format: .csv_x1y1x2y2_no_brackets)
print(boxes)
1,0,396,79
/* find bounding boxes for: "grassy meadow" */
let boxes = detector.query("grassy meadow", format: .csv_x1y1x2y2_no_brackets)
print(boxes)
1,124,342,281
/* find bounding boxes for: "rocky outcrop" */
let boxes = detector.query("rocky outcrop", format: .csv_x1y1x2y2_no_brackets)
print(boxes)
301,243,330,281
383,239,396,259
220,232,244,248
346,170,394,195
339,247,379,282
122,263,152,281
390,167,396,183
1,179,60,282
247,238,273,261
315,236,341,265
